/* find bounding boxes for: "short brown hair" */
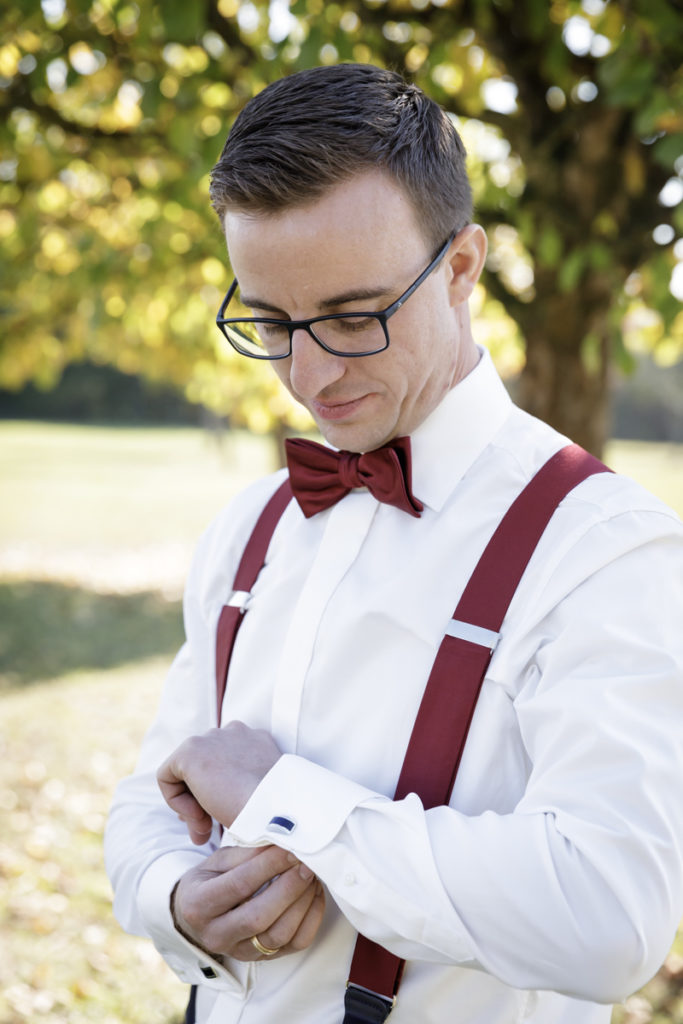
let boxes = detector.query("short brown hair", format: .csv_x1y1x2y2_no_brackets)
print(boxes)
209,64,472,247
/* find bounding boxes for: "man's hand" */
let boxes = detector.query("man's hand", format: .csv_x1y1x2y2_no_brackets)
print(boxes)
157,721,281,841
172,845,325,962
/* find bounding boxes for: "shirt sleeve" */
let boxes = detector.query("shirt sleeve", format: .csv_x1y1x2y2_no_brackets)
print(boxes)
226,511,683,1004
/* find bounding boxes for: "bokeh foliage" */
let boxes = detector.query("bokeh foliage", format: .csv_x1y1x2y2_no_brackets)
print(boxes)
1,0,682,450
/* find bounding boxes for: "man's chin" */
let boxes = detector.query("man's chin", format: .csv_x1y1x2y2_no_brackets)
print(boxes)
315,420,396,454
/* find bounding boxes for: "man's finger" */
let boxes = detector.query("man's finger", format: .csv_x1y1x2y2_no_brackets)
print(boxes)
201,845,268,874
256,881,319,952
187,819,214,845
199,846,307,908
157,756,214,843
231,881,326,961
206,861,316,948
288,882,326,951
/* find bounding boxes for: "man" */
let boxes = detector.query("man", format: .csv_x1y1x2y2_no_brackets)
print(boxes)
105,65,683,1024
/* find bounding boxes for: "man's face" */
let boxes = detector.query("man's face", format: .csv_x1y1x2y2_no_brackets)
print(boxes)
224,171,483,453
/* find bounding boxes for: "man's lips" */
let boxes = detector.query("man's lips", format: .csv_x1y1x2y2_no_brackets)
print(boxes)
311,395,372,421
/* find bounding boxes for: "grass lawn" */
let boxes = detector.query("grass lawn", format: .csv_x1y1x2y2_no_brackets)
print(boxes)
1,661,191,1023
0,422,278,594
1,421,682,1023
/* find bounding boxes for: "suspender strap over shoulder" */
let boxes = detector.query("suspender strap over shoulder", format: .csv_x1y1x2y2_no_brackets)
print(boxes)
395,442,609,808
212,444,610,1023
214,479,292,724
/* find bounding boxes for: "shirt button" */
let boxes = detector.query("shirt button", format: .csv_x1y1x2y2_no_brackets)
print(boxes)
344,872,357,886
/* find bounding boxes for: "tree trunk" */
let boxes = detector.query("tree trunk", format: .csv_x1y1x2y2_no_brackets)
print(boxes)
514,270,612,458
516,329,610,458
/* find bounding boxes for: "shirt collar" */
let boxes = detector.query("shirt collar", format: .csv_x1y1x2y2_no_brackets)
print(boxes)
410,347,514,512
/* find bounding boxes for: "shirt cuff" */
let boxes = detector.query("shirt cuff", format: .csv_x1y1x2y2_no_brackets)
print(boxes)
227,753,382,853
137,850,252,995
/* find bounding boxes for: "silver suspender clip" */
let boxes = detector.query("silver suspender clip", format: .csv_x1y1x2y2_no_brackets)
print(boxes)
446,619,501,653
227,589,251,614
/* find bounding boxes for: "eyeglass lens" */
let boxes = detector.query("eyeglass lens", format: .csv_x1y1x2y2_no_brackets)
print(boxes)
224,309,387,358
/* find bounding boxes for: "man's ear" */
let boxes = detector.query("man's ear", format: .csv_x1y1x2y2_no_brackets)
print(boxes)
445,224,487,307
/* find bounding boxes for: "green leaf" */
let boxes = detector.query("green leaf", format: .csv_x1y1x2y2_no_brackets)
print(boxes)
558,248,587,293
537,223,563,268
652,134,683,171
599,45,657,108
580,331,602,376
588,242,611,272
159,0,206,43
633,90,675,138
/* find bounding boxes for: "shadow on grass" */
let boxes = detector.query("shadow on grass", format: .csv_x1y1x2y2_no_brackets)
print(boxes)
0,579,184,689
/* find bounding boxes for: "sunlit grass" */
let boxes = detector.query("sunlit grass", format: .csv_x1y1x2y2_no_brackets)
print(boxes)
0,421,279,597
0,660,189,1023
0,421,277,551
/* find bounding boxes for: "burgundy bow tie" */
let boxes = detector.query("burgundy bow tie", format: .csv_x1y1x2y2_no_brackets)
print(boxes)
285,436,423,519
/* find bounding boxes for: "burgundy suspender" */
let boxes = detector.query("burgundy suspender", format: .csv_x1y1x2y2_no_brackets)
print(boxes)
213,444,610,1022
214,479,293,723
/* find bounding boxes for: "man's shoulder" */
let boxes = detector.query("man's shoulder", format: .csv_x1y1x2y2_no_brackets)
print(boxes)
494,407,679,522
479,409,682,558
567,463,681,526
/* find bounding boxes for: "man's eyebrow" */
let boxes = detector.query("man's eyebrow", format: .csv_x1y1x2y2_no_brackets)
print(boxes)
317,286,391,311
238,286,393,317
237,295,281,315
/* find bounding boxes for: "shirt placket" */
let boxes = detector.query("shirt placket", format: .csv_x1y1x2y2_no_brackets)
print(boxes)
269,493,377,752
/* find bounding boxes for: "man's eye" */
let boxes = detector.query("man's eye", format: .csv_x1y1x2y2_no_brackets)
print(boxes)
259,322,289,338
337,316,375,332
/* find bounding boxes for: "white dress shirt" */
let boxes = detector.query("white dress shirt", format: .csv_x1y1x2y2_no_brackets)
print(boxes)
105,349,683,1024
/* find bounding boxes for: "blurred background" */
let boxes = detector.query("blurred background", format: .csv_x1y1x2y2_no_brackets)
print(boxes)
1,1,682,1021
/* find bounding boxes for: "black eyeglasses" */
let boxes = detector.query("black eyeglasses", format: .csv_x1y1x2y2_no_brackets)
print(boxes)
215,231,456,360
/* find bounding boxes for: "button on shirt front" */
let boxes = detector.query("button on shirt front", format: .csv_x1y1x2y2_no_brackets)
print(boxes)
105,349,683,1024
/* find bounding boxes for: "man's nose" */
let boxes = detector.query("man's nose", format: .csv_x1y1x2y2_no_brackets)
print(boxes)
288,327,346,398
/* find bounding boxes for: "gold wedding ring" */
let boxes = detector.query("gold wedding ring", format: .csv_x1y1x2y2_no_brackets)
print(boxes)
250,935,281,956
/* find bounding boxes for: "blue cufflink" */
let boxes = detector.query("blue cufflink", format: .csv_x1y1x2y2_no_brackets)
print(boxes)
266,815,297,835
